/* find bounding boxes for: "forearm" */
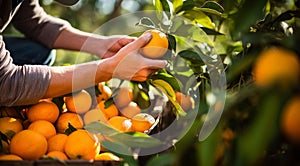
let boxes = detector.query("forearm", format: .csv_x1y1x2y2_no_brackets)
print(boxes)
53,27,107,56
43,59,114,98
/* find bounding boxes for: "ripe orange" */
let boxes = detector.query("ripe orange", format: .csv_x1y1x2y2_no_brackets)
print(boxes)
95,152,121,161
64,130,100,160
28,120,56,139
119,102,141,118
10,130,47,160
56,112,84,133
96,82,112,102
108,116,132,132
0,117,23,137
46,151,68,160
83,108,108,125
47,134,68,153
175,92,195,111
65,89,92,114
131,113,155,133
27,100,59,123
98,101,119,119
114,87,134,109
252,47,300,87
140,29,169,59
0,154,23,160
281,96,300,144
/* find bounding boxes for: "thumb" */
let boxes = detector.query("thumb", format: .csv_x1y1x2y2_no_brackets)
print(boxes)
121,32,152,53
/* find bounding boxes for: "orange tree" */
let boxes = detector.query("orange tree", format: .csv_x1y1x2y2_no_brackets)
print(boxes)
118,0,300,166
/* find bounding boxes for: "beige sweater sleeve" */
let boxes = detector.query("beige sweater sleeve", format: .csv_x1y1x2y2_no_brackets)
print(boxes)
0,36,51,106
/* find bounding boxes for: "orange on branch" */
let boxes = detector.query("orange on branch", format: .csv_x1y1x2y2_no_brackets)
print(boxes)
252,47,300,87
140,29,169,59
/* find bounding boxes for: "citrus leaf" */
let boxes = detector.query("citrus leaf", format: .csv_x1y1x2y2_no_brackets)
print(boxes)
171,0,183,13
178,50,204,65
183,9,215,29
150,71,181,92
167,34,176,52
64,122,77,135
109,132,162,148
84,121,119,135
201,1,224,13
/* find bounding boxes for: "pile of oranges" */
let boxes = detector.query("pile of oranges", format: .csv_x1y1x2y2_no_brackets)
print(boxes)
0,82,157,161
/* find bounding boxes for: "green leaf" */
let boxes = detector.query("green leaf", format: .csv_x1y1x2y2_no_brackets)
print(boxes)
232,0,268,39
135,89,151,109
167,34,176,52
135,17,156,29
178,50,204,65
85,121,119,135
200,27,224,35
171,0,183,13
109,132,162,148
183,9,215,29
201,1,224,13
150,71,182,92
64,122,77,135
146,153,176,166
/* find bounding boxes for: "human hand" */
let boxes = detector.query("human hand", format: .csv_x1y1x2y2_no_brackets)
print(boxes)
100,36,135,59
106,32,168,82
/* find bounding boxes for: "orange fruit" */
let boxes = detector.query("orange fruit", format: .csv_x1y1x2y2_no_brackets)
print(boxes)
64,130,100,160
252,47,300,87
27,100,59,123
131,113,155,133
83,108,108,125
175,92,195,111
114,87,134,109
96,82,112,102
56,112,84,133
119,102,141,118
47,133,68,153
65,90,92,114
46,151,68,160
108,116,132,132
140,29,169,59
0,117,23,137
95,152,121,161
281,96,300,144
10,130,47,160
98,101,119,119
0,154,23,160
28,120,56,139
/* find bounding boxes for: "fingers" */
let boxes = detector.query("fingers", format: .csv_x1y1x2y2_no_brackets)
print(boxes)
120,32,152,54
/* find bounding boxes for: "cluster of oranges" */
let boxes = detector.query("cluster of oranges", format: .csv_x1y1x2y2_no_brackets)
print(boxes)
0,81,158,161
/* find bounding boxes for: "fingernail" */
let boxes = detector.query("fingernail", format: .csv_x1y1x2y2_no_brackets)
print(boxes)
144,32,152,40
